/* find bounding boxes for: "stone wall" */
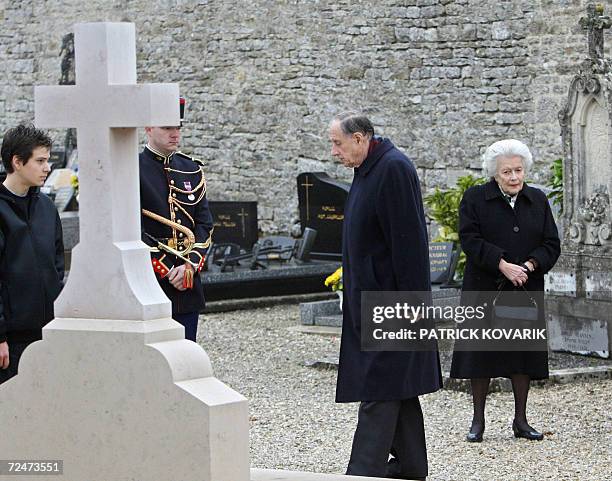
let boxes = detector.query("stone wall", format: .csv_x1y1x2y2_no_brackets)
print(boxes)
0,0,605,234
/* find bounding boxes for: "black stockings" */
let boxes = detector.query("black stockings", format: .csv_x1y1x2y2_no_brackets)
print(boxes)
469,375,533,432
469,378,490,433
511,374,533,430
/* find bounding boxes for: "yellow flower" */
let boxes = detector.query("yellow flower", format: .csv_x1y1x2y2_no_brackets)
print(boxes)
325,267,343,290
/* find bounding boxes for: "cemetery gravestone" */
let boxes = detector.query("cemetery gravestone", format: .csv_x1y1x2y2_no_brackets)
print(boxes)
548,4,612,358
297,172,349,260
49,148,66,169
0,22,249,481
429,241,454,284
209,200,258,249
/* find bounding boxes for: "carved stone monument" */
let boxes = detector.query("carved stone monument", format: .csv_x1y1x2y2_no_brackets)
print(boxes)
549,3,612,357
0,23,249,480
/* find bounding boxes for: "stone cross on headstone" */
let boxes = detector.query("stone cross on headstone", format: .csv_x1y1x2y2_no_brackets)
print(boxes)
35,22,178,320
580,3,612,62
238,207,249,237
300,174,313,221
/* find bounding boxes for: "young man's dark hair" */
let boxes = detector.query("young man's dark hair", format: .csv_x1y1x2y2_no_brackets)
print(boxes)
1,124,53,174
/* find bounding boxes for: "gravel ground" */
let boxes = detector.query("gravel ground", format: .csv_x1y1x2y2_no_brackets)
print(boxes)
198,304,612,481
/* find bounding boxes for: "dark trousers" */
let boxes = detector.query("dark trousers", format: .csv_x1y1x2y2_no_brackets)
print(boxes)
0,341,30,385
347,398,428,480
172,312,199,342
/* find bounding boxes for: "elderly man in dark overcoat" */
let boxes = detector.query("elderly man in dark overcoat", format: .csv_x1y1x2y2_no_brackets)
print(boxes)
330,112,442,480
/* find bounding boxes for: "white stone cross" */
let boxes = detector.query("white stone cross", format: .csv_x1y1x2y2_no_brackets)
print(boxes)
35,23,178,320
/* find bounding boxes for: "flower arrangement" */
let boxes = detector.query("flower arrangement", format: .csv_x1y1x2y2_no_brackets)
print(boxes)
325,267,343,291
71,172,79,198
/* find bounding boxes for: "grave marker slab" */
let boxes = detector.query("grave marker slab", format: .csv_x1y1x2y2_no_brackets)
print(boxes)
297,172,349,260
429,241,453,284
585,271,612,300
209,200,258,249
548,315,609,358
49,148,66,169
545,271,577,297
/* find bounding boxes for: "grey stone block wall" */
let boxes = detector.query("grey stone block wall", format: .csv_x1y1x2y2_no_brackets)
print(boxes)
0,0,598,234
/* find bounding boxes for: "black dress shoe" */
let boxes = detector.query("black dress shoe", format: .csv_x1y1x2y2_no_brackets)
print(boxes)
466,425,484,442
386,457,427,480
512,420,544,440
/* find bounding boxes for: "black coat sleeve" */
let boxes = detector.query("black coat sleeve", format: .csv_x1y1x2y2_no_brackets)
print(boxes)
527,196,561,276
459,188,506,275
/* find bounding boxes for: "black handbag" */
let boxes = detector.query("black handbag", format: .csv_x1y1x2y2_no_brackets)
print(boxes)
491,282,539,330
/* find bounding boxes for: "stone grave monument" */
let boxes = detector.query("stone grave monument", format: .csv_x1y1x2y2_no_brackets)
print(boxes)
548,3,612,358
429,241,454,284
0,23,249,481
297,172,349,260
209,200,258,249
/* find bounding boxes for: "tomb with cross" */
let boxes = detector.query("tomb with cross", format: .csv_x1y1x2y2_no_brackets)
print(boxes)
550,4,612,358
0,23,249,481
297,172,349,260
35,22,178,321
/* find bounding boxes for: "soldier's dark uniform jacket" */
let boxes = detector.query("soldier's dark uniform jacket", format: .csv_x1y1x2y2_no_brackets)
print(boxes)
139,145,213,314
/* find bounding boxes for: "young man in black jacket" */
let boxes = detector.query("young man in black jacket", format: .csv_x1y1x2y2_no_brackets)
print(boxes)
0,125,65,385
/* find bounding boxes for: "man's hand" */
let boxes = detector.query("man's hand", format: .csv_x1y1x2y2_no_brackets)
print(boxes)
0,341,9,370
499,259,529,287
168,264,188,291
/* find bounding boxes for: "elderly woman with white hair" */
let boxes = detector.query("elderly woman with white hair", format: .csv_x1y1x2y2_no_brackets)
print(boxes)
450,139,560,443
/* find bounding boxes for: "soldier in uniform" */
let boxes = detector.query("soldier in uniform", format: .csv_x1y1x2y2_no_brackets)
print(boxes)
139,98,213,342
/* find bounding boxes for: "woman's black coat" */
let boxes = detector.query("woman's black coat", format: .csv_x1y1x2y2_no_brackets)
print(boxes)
450,179,561,379
336,138,442,402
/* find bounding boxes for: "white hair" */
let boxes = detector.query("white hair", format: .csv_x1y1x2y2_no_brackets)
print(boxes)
481,139,533,178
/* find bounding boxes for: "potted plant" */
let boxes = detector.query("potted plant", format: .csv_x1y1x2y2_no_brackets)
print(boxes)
546,158,563,213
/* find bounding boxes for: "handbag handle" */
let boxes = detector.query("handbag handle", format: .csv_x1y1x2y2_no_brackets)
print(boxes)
492,279,537,308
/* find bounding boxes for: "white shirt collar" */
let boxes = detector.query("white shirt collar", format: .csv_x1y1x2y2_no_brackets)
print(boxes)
497,183,517,208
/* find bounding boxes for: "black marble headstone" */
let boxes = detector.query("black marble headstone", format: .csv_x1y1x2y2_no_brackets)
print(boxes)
297,172,350,260
209,201,258,250
429,242,454,284
49,149,67,169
